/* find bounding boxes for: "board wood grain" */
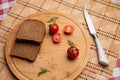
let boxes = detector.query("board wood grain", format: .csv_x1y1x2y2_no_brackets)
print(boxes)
5,12,90,80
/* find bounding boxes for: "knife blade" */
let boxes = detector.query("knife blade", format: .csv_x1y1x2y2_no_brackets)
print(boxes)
83,7,109,66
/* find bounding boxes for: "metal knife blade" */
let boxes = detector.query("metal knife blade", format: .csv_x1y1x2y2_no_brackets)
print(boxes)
83,7,109,66
83,7,96,35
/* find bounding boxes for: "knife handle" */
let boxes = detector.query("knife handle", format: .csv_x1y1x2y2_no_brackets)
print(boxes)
93,34,109,66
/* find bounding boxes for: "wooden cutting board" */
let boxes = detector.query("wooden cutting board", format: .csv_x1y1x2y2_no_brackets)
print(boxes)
5,12,90,80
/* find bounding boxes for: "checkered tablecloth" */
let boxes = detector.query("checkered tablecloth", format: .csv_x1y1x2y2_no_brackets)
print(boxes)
0,0,15,22
109,56,120,80
0,0,120,80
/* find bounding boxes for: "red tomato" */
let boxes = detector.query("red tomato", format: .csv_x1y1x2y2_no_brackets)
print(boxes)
52,33,61,43
64,25,74,34
67,46,79,59
49,23,59,35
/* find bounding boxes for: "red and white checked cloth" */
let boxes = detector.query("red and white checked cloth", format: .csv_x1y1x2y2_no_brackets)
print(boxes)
109,56,120,80
0,0,15,22
0,0,120,80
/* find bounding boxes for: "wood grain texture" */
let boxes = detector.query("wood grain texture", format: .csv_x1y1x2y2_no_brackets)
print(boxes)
0,0,120,80
5,12,90,80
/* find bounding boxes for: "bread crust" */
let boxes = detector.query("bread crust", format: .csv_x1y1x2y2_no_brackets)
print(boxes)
11,19,46,62
16,19,46,44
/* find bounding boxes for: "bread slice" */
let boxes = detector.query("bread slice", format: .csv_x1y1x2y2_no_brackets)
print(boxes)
11,41,40,61
16,19,46,44
11,19,46,61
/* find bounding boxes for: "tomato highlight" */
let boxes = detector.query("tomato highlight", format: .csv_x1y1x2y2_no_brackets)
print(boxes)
67,40,79,59
49,23,59,35
64,25,74,34
52,33,61,43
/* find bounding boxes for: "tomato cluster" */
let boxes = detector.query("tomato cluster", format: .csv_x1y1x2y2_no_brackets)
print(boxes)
48,17,74,43
48,17,79,59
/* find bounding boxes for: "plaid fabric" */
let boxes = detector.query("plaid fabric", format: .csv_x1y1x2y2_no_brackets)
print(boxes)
0,0,15,22
0,0,120,80
112,0,120,3
109,56,120,80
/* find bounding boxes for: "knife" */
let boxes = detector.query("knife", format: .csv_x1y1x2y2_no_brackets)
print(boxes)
83,7,109,66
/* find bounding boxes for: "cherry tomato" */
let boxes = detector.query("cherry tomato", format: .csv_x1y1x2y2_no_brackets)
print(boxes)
67,46,79,59
49,23,59,35
64,25,74,34
52,33,61,43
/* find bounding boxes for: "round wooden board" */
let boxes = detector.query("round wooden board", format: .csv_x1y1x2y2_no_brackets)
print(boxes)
5,12,90,80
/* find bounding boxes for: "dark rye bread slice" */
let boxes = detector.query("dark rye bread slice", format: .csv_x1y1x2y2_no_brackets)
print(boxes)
11,19,46,61
11,41,40,61
16,19,46,44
